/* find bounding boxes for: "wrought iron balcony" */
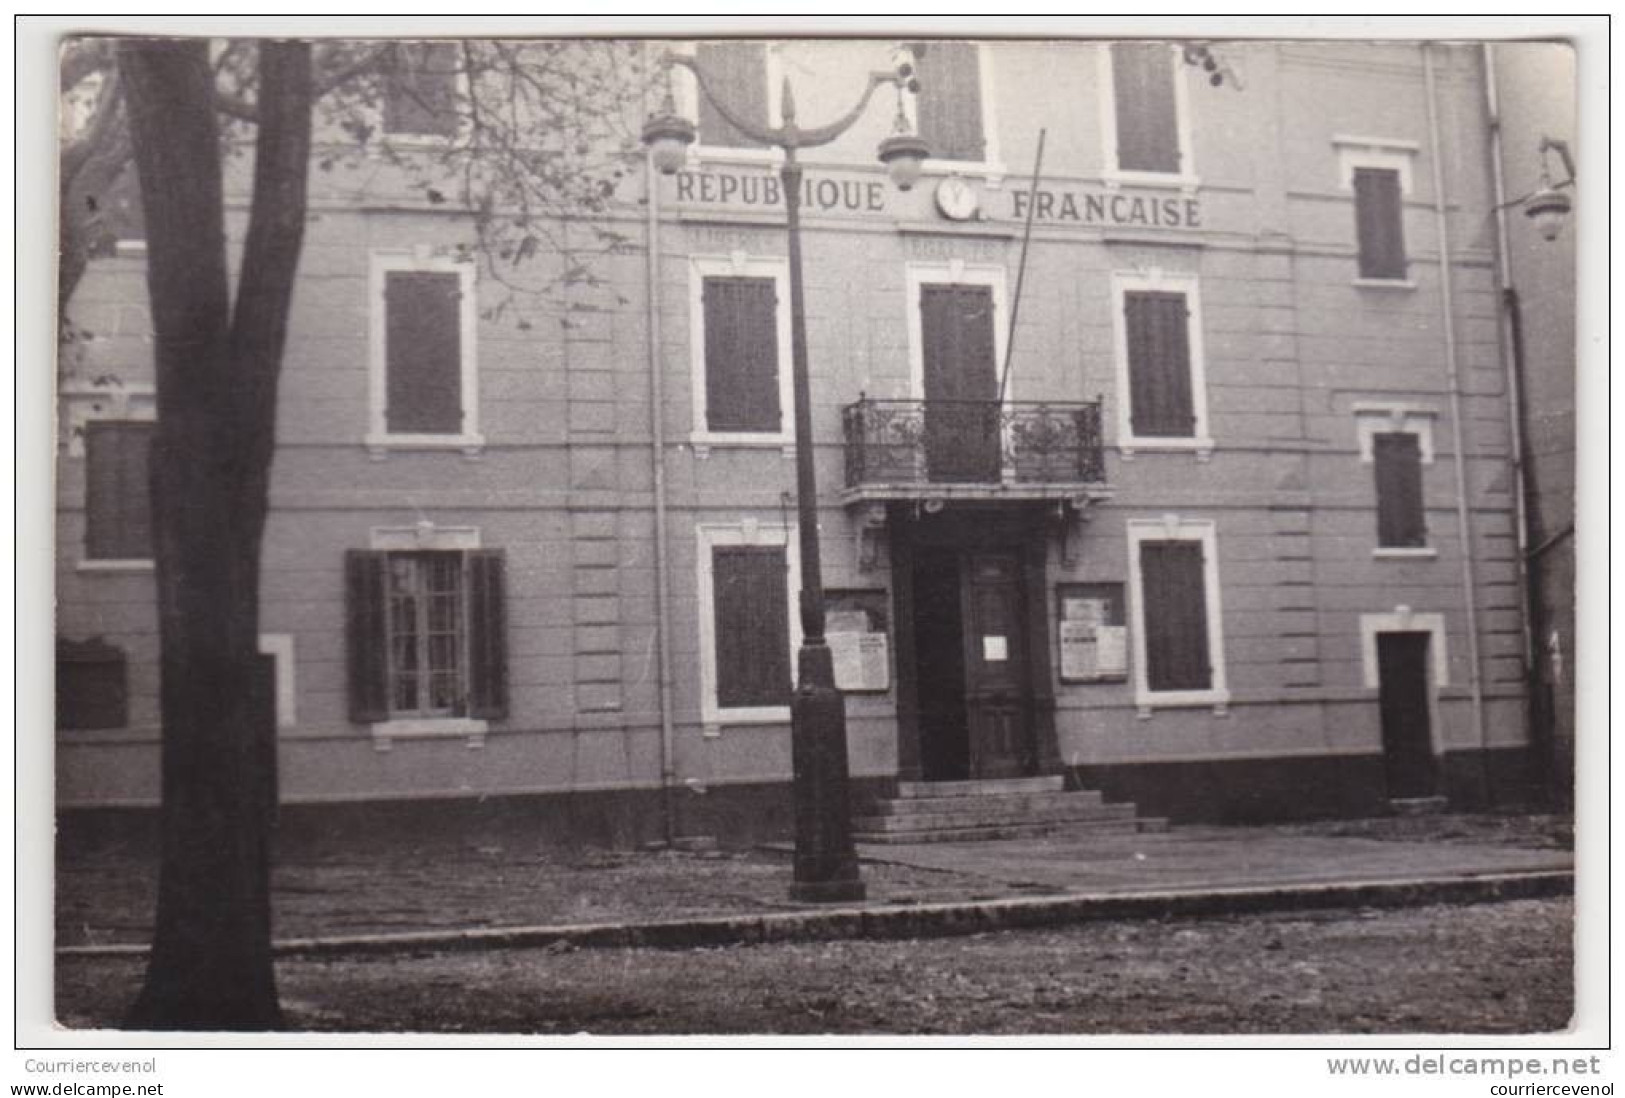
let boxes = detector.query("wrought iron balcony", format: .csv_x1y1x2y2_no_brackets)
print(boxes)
841,396,1107,497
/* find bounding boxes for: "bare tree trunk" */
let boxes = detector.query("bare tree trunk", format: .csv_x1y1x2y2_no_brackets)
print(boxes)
119,38,312,1031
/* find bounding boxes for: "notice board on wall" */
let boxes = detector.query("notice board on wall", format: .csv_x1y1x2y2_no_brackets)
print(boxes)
1057,582,1127,683
825,589,891,694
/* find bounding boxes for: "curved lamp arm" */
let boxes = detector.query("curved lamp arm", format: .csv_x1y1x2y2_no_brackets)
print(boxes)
1540,136,1576,186
665,52,899,152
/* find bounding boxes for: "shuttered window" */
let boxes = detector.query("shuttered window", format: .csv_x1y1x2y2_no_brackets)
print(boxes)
345,549,507,723
702,275,781,433
1139,540,1212,692
712,545,791,709
695,42,769,148
1111,43,1181,173
84,420,153,560
1124,290,1196,438
385,42,458,137
1353,167,1407,280
384,270,463,434
911,42,985,163
1373,432,1427,547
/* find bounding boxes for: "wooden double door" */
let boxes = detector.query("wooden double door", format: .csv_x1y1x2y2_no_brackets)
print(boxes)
895,507,1059,782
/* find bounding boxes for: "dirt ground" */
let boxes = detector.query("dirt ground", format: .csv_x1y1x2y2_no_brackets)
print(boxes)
55,812,1573,948
56,897,1572,1035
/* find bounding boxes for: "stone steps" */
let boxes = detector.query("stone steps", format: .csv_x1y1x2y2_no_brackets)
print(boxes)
855,816,1169,845
853,776,1165,844
895,776,1065,799
864,789,1106,817
856,797,1124,831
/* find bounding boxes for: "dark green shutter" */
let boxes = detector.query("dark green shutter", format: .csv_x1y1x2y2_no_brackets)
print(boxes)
1353,167,1407,279
467,550,509,719
345,550,391,722
703,276,780,432
84,420,153,560
385,270,463,434
913,42,985,162
1141,541,1212,692
695,42,768,148
1112,43,1180,173
713,546,791,708
1373,433,1426,547
1124,291,1196,438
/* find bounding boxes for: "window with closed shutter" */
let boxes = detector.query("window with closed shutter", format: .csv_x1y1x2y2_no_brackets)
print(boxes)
385,42,458,137
1112,43,1181,174
346,548,507,723
695,42,769,148
84,420,153,561
1124,290,1196,438
385,270,464,434
1373,432,1426,547
911,42,985,163
1353,167,1407,279
56,637,128,730
702,276,781,433
712,545,791,709
1139,540,1212,692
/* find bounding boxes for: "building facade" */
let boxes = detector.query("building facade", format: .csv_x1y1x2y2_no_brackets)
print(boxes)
56,39,1548,842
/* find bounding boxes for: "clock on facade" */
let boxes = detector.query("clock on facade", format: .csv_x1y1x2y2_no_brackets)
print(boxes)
934,175,980,221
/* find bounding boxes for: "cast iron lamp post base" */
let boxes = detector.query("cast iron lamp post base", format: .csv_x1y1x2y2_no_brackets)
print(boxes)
788,644,865,903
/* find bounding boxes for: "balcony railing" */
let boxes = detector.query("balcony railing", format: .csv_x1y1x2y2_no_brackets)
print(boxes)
842,397,1106,491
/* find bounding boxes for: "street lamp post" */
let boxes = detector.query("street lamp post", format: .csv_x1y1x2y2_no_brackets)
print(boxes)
645,52,927,902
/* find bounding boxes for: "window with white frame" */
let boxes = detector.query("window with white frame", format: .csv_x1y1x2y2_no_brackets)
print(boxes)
1127,516,1228,714
383,42,460,139
689,255,793,446
1335,137,1417,285
1354,404,1437,557
896,42,1001,177
697,522,800,727
1111,269,1212,457
1101,43,1194,184
346,525,507,739
368,251,482,454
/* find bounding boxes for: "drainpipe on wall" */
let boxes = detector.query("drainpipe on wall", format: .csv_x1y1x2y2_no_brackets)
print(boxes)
1481,45,1552,802
644,145,678,845
1423,44,1491,803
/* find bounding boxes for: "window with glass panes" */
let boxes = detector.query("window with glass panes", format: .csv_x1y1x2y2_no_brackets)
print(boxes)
345,548,508,723
384,552,466,715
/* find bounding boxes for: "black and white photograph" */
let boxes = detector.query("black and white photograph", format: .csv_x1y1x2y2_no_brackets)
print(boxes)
19,14,1603,1075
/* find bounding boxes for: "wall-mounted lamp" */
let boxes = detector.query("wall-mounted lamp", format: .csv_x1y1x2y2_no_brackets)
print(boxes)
1525,136,1575,243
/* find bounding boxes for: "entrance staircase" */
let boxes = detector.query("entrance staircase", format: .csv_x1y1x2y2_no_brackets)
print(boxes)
853,775,1167,844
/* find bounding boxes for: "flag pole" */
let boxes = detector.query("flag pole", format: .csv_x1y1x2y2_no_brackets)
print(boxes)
996,128,1047,405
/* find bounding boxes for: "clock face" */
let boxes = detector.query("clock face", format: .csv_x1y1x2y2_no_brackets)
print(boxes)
935,176,979,221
